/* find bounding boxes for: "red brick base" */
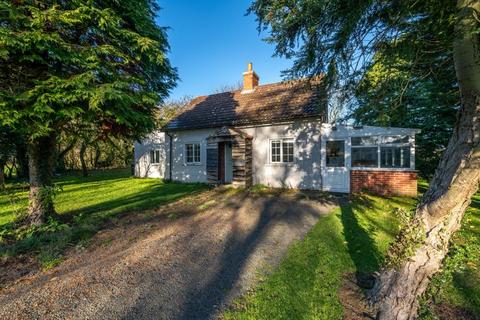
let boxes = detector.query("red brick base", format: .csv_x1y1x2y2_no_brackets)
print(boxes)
350,170,417,197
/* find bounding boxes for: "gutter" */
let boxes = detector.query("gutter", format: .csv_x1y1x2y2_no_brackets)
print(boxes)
165,131,173,181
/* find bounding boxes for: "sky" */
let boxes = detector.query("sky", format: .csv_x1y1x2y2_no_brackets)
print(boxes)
156,0,292,101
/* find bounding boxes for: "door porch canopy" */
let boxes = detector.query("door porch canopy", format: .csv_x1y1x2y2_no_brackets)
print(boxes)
206,127,253,187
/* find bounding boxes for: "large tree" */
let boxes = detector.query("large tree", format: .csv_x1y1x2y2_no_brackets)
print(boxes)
354,50,459,177
0,0,176,225
249,0,479,319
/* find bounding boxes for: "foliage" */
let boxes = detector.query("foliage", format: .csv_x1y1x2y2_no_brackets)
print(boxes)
0,169,208,263
0,126,16,162
0,0,177,142
249,0,455,94
156,95,192,127
384,208,425,267
212,81,243,94
0,125,21,183
57,131,133,173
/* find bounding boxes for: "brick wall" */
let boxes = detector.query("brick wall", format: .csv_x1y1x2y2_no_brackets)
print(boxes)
350,170,417,197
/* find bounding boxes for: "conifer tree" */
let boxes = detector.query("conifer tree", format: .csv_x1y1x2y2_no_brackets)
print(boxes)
0,0,177,225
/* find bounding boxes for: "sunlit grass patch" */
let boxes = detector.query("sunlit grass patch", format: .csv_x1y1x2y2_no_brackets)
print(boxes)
0,169,208,263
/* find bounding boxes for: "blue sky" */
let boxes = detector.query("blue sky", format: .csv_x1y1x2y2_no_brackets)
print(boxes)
156,1,292,100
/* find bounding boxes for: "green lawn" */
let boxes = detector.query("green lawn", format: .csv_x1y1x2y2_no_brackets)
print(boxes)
0,169,208,267
224,189,480,320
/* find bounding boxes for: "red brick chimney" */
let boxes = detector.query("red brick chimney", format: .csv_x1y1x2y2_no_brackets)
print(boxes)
242,62,259,92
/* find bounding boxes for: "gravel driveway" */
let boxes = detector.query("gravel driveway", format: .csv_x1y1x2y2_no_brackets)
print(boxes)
0,188,339,320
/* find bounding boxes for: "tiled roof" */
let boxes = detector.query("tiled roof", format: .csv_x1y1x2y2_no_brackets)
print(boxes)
164,77,327,131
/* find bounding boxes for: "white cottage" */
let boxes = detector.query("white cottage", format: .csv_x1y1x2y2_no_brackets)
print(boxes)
135,63,419,196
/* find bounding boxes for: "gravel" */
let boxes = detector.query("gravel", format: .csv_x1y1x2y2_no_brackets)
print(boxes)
0,188,339,320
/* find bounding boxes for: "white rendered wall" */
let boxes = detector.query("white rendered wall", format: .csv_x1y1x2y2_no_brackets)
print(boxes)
169,128,216,183
242,119,323,190
134,131,167,178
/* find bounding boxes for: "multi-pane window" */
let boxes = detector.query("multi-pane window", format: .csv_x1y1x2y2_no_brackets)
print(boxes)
271,139,294,163
150,149,161,164
351,147,378,167
381,146,410,168
271,140,281,163
282,139,294,163
351,135,412,169
185,143,201,164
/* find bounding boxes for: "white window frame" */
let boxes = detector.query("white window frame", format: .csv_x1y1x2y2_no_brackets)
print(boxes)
150,149,162,165
184,142,201,165
269,138,295,164
350,135,415,171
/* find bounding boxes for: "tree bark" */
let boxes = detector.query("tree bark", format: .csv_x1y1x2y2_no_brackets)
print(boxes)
371,1,480,319
56,137,77,173
93,143,101,169
80,141,88,177
27,132,57,226
0,159,5,188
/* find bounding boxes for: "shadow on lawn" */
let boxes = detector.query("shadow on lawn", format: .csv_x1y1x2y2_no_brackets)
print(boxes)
0,173,209,279
58,182,206,223
120,190,340,320
178,193,339,320
340,195,381,288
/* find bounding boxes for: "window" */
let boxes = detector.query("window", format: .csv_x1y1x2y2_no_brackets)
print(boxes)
381,146,410,168
381,135,409,144
351,134,413,169
271,139,294,163
150,149,161,164
185,143,201,164
282,139,294,163
351,147,378,167
351,136,379,146
271,140,281,163
326,140,345,167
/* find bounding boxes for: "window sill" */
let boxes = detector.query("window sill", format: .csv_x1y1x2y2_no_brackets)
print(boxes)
351,167,415,172
266,162,296,166
185,163,202,166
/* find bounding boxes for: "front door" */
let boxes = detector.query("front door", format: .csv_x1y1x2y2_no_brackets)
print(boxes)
218,142,225,183
224,143,233,183
323,139,349,193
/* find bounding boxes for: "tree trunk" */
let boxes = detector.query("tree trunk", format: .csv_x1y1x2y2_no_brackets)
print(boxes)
27,132,57,226
93,143,101,169
371,1,480,319
0,159,5,188
56,137,77,173
80,142,88,177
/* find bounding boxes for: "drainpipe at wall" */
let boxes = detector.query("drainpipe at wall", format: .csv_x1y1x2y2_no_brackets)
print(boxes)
165,131,173,181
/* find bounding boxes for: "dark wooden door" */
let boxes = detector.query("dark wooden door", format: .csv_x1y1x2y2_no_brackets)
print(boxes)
218,142,225,183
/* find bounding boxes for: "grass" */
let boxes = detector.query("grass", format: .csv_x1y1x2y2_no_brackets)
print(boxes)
0,169,208,267
223,187,480,320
